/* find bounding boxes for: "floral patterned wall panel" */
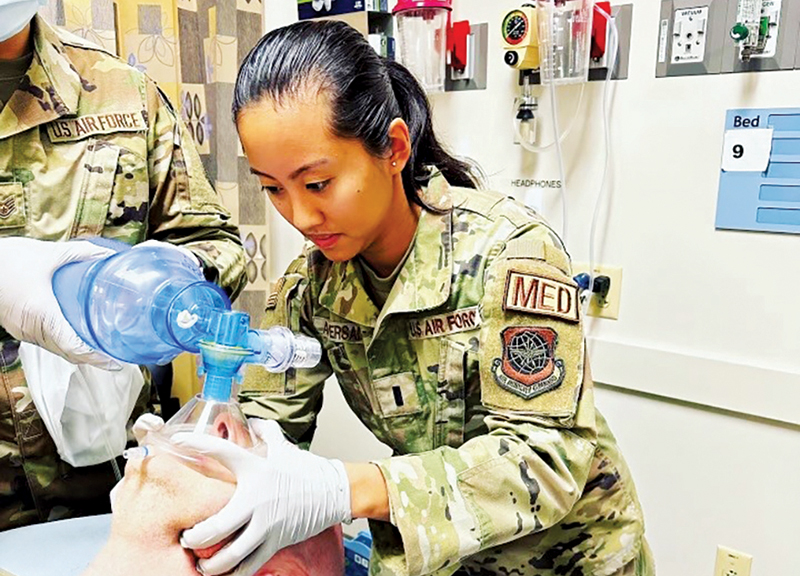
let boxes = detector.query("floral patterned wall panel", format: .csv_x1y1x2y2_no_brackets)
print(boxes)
40,0,118,53
41,0,270,327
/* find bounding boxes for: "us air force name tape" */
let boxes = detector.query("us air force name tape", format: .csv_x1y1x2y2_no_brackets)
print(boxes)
408,306,482,340
47,111,147,142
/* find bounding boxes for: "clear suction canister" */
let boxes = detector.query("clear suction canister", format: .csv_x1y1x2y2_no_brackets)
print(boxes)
393,0,452,93
537,0,593,85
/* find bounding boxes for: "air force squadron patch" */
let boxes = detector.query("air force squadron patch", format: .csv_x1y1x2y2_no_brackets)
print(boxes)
492,326,565,400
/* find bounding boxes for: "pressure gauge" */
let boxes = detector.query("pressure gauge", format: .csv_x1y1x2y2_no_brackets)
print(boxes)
502,6,539,70
503,10,529,46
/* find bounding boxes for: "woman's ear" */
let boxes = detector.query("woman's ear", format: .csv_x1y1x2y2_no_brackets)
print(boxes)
387,118,412,175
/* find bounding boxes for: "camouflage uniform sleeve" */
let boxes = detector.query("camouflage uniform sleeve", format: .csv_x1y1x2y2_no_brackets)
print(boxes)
145,80,246,299
372,227,598,576
239,253,333,447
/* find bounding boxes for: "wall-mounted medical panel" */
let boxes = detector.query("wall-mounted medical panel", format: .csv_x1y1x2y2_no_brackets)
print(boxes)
656,0,727,77
588,3,634,81
716,108,800,235
721,0,800,74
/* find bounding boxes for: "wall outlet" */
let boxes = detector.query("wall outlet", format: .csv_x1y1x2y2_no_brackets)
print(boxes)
671,5,709,64
657,0,728,78
572,263,623,320
714,545,753,576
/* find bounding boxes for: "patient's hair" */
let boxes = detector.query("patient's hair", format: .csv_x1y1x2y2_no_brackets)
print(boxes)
232,20,480,211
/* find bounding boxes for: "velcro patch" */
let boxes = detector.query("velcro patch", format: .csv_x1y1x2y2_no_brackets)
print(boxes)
480,251,584,419
0,182,25,229
503,270,579,323
407,306,481,340
313,317,364,343
47,111,147,143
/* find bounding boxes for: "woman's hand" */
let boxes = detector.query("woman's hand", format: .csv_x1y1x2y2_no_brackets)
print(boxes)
172,419,352,576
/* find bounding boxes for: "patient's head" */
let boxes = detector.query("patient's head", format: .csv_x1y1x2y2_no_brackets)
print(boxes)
110,450,344,576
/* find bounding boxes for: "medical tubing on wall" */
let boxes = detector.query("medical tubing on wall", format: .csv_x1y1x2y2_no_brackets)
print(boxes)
512,82,586,153
540,2,569,241
585,5,618,319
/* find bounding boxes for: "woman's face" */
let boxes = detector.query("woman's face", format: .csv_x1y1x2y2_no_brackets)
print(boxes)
237,92,409,265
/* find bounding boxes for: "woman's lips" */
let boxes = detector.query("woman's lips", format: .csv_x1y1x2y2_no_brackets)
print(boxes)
308,234,341,250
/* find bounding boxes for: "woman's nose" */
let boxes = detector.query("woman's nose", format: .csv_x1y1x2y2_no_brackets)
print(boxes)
290,195,324,232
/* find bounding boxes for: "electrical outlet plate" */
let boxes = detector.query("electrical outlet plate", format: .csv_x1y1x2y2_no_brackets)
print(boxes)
572,263,623,320
721,0,800,73
588,3,633,81
714,545,753,576
656,0,727,77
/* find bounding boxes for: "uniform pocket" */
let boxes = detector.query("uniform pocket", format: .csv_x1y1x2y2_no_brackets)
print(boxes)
0,182,26,231
372,372,422,418
328,344,375,417
71,140,121,238
436,338,467,447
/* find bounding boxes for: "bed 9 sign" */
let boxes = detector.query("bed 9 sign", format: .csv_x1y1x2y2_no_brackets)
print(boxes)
722,115,773,173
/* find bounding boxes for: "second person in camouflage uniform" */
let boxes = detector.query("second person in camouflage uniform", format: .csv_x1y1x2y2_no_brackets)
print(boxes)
174,20,655,576
0,10,246,530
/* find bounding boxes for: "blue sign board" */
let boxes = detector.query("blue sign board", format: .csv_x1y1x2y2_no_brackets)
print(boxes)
717,108,800,235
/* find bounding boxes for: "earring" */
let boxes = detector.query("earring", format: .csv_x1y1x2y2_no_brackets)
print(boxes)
392,161,397,167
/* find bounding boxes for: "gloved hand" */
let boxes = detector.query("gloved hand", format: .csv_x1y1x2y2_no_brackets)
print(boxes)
132,412,165,444
0,237,121,369
173,419,352,576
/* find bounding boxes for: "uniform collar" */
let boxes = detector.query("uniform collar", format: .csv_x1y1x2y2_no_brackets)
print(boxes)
318,174,454,328
0,15,82,140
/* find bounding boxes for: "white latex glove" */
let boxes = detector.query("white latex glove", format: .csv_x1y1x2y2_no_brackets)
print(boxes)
132,412,165,444
173,419,352,576
134,239,202,269
0,237,121,369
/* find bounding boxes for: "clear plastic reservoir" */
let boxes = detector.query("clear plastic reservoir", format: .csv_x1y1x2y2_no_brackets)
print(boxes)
395,7,450,93
537,0,593,85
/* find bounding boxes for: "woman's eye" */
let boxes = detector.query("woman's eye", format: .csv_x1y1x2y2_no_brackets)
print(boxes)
261,185,282,195
306,180,331,193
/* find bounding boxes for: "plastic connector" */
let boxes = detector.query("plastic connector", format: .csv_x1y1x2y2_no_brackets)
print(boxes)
573,272,612,300
574,272,592,292
593,275,612,300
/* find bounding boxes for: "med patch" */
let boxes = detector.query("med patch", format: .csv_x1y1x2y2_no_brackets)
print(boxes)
504,270,579,322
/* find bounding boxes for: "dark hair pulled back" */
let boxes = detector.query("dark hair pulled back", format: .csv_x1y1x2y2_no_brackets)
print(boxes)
232,20,478,209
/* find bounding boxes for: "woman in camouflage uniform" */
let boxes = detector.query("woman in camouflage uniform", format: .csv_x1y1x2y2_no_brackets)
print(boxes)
176,20,655,576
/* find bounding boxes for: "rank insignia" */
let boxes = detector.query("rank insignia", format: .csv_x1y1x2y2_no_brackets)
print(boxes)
491,326,565,400
0,196,16,219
